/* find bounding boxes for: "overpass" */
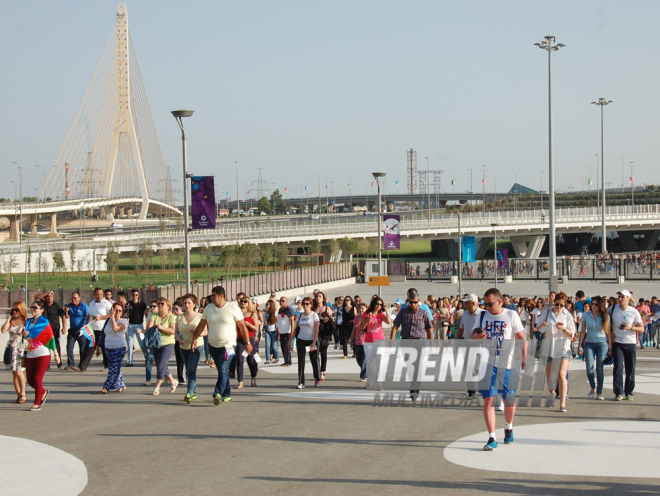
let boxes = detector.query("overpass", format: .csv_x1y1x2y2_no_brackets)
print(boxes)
2,205,659,270
0,197,181,241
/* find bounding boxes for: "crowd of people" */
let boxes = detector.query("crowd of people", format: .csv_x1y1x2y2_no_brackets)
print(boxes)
2,284,652,449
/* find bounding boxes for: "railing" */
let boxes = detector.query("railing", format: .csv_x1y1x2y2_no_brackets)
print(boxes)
4,204,660,254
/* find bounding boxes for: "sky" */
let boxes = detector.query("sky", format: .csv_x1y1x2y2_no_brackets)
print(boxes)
1,0,659,203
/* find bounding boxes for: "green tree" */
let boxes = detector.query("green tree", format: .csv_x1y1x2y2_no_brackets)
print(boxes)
138,241,154,281
367,238,378,258
200,242,214,280
131,253,141,279
259,243,273,269
257,196,272,214
221,245,237,280
158,245,168,273
270,189,285,214
26,246,32,275
275,243,289,269
105,244,120,286
53,252,68,282
328,238,340,261
339,237,358,258
159,216,167,232
40,257,50,283
357,240,369,260
310,240,321,255
69,243,77,281
239,242,259,278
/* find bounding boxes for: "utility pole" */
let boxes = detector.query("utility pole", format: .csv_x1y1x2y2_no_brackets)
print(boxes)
481,165,487,214
316,173,321,223
426,157,430,221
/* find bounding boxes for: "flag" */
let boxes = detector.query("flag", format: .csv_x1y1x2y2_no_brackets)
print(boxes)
26,315,56,352
81,323,96,347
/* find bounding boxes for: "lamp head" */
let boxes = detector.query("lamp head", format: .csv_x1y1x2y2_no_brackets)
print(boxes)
171,110,194,118
372,172,386,179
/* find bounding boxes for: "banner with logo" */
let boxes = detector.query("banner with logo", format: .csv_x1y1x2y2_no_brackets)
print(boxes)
383,214,400,250
462,236,476,262
497,248,509,269
191,176,216,230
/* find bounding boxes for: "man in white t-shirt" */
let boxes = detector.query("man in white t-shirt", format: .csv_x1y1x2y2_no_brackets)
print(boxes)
458,294,484,399
78,287,113,372
471,288,527,452
192,286,249,404
276,297,296,366
610,289,644,401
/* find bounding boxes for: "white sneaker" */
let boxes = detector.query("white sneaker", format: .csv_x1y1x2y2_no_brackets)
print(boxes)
297,383,305,389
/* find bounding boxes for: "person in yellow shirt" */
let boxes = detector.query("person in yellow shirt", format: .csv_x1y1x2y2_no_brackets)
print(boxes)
146,298,178,396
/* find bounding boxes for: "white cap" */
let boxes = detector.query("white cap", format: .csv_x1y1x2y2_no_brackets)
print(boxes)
461,294,479,303
294,296,302,303
618,289,632,298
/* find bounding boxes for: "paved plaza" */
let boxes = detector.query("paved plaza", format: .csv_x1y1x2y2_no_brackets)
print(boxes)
2,280,660,495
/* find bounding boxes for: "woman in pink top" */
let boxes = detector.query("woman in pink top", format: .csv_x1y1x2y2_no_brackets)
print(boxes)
350,303,368,382
358,297,392,386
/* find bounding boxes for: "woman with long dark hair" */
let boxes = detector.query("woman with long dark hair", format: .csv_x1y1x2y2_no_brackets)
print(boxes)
290,296,320,388
175,293,204,403
578,297,612,400
358,296,391,382
339,296,356,359
146,298,178,395
23,300,58,411
263,299,279,364
101,302,128,394
313,291,334,381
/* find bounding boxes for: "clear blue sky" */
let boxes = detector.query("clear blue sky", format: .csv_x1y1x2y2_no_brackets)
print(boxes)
1,1,658,202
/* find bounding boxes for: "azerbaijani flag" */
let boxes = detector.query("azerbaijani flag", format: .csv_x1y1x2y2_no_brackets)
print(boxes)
81,323,95,347
26,315,57,351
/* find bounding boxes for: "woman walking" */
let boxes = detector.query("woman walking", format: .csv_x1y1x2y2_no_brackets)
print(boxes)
262,299,279,364
350,303,369,382
339,296,356,359
146,298,178,395
23,300,58,411
291,297,320,388
234,297,259,388
538,292,576,412
175,293,203,403
101,303,128,394
314,293,334,381
578,297,611,400
2,301,28,404
171,299,187,385
358,297,391,383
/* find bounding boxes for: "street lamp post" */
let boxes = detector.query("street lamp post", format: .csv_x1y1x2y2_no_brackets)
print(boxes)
425,157,430,220
492,223,498,289
468,169,473,194
450,170,456,194
591,98,612,253
481,165,487,215
372,172,386,297
535,35,565,290
594,154,600,207
629,161,636,207
171,109,194,293
512,168,520,210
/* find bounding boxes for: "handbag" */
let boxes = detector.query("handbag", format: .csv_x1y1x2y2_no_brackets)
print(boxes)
3,346,11,366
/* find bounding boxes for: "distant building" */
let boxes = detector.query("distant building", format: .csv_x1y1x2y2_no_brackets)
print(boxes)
509,183,538,195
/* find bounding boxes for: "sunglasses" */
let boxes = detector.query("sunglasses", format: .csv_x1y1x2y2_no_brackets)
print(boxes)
409,300,420,305
484,301,499,308
554,303,564,307
303,302,311,306
30,306,39,310
374,302,382,306
150,305,157,308
158,303,166,307
10,309,17,313
240,299,249,304
172,307,181,311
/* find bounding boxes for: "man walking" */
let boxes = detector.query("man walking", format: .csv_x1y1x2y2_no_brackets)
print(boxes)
611,290,644,401
457,294,484,399
277,296,296,366
125,289,148,367
64,292,89,370
79,288,113,372
471,288,527,451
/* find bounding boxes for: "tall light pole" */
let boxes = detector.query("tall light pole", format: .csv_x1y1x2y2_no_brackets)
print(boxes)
481,165,487,214
591,98,611,253
171,109,194,293
540,171,544,210
372,172,386,297
594,153,600,207
621,159,625,193
316,173,321,222
512,168,520,210
12,162,23,250
450,170,456,194
535,35,565,289
492,223,498,289
235,161,241,233
629,161,636,207
348,179,352,214
425,157,430,220
468,168,473,194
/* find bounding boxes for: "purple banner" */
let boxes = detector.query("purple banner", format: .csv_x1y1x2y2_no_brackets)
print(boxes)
497,248,508,270
383,214,400,250
191,176,216,230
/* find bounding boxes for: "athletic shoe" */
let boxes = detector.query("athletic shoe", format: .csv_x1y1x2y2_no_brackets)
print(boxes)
213,394,221,406
191,393,198,402
184,393,192,404
314,380,320,388
615,395,624,401
221,396,232,403
597,395,604,400
29,405,41,411
625,394,634,401
297,383,305,389
503,429,514,444
126,363,134,367
559,406,567,413
588,390,595,399
483,438,498,451
467,391,476,400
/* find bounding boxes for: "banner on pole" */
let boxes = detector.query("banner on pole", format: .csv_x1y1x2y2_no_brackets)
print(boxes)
497,248,509,269
191,176,216,230
462,236,476,263
383,214,400,250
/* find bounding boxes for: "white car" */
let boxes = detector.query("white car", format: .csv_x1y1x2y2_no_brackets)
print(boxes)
110,222,124,228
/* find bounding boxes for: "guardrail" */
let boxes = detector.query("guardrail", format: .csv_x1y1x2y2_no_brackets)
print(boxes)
3,204,660,254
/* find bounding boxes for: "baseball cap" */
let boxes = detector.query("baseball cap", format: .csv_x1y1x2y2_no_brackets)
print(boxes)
251,297,258,304
395,298,404,305
617,290,632,298
294,296,302,303
461,294,479,303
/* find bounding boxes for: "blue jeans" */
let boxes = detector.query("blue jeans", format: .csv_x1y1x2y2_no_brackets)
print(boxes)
203,335,210,361
264,330,279,361
584,341,609,395
354,344,367,380
126,323,143,365
643,323,653,344
180,347,201,395
208,345,231,398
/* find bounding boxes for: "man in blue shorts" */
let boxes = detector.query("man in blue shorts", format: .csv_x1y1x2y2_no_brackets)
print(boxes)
472,288,527,451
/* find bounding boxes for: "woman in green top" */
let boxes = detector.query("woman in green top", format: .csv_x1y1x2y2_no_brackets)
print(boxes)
175,293,204,403
146,297,178,395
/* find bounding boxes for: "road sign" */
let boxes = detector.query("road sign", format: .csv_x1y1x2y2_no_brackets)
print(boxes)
368,276,390,287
